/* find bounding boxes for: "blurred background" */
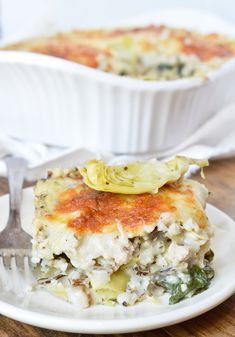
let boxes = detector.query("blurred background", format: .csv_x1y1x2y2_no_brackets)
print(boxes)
1,0,235,39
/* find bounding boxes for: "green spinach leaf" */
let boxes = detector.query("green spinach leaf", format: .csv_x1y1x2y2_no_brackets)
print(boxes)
157,264,214,305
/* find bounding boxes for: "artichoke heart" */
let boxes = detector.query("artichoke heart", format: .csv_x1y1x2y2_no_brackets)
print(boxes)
79,156,208,194
93,269,129,303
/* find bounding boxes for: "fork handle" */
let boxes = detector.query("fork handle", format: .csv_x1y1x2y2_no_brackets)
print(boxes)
5,157,28,212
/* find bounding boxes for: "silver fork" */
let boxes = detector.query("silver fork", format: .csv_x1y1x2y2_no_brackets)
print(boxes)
0,157,32,272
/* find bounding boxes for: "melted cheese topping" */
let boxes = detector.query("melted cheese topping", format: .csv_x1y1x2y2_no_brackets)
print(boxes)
34,176,208,238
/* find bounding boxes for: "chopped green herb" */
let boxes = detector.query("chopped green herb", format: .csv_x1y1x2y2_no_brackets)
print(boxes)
119,70,128,76
157,63,174,72
188,265,209,295
157,264,214,304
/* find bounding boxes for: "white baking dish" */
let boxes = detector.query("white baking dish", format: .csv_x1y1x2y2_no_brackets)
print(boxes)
0,9,235,154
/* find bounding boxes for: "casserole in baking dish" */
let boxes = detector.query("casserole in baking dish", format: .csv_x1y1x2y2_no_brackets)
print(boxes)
0,10,235,153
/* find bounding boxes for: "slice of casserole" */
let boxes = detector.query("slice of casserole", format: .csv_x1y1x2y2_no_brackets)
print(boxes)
3,24,235,80
32,157,214,308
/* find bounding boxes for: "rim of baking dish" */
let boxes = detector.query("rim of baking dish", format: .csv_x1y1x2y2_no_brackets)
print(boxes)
0,50,235,92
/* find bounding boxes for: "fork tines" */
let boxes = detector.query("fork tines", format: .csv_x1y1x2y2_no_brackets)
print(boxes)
0,249,33,296
0,249,31,270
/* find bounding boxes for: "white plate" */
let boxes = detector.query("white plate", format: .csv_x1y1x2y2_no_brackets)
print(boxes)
0,188,234,334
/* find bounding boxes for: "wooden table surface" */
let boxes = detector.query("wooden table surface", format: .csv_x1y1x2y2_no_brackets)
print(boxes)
0,158,234,337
